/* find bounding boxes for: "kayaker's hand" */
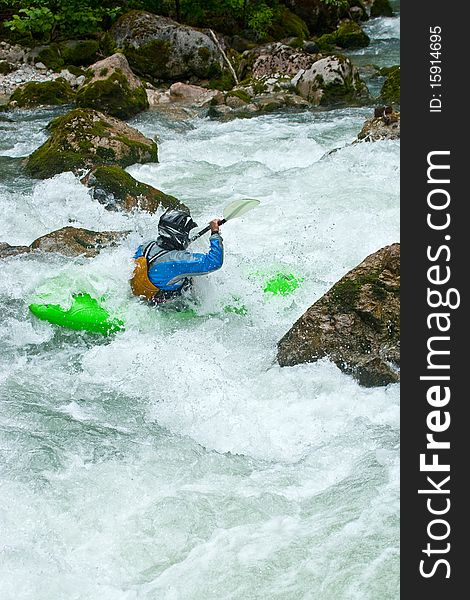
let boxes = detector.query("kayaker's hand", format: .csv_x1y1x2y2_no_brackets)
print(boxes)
210,218,222,233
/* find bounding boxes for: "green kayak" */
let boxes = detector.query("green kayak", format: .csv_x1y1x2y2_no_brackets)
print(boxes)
29,293,124,336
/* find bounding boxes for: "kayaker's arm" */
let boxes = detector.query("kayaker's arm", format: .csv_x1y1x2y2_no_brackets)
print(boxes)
165,233,224,285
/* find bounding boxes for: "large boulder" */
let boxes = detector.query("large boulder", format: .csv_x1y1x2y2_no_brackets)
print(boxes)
81,166,184,214
356,107,400,141
277,244,400,387
294,55,368,105
30,226,128,258
8,78,75,108
111,11,223,82
25,108,158,179
76,53,149,119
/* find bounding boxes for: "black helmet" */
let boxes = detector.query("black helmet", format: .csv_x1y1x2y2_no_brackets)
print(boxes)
158,208,198,250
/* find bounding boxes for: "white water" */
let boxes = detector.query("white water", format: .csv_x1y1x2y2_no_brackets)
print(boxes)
0,15,400,600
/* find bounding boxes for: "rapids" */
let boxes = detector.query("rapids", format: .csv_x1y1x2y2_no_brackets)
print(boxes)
0,9,400,600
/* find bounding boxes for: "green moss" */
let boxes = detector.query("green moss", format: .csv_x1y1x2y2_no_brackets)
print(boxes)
198,47,211,62
315,32,337,52
75,69,149,119
99,67,109,77
37,44,64,71
99,32,117,57
268,7,309,40
124,39,172,81
62,40,99,67
116,135,158,162
226,89,251,103
9,79,75,108
0,61,13,75
25,108,158,179
209,69,235,91
64,65,86,77
251,80,268,95
378,65,400,77
336,21,370,48
370,0,393,18
90,165,179,208
330,270,396,310
36,40,99,72
380,66,400,104
316,19,370,50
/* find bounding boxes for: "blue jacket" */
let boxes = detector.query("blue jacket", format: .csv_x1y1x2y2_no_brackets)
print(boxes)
134,233,224,291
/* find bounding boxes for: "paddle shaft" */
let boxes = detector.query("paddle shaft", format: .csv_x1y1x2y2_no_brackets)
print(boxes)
190,218,227,243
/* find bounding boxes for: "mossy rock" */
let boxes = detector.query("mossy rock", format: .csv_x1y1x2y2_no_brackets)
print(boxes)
370,0,393,18
64,65,87,77
316,19,370,50
208,69,236,91
226,89,251,104
99,32,117,58
123,38,172,81
9,78,75,108
36,44,64,71
62,40,99,66
25,108,158,179
36,40,99,71
297,55,369,106
76,69,149,119
0,61,14,75
380,66,400,104
85,166,183,213
268,7,310,40
321,72,368,105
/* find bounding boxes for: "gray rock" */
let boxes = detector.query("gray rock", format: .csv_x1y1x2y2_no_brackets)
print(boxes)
278,244,400,387
247,43,320,80
356,110,400,142
295,55,368,105
75,53,149,119
111,11,223,81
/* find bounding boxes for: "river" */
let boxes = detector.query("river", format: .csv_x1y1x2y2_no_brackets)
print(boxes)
0,8,400,600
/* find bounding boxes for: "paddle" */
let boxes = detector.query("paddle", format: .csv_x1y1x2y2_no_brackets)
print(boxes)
189,198,260,243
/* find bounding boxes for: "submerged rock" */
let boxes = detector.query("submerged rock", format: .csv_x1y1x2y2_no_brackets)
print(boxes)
30,226,128,257
25,108,158,179
76,53,149,119
277,244,400,387
294,55,368,105
356,107,400,141
111,11,223,82
9,78,75,108
0,242,30,258
82,166,184,214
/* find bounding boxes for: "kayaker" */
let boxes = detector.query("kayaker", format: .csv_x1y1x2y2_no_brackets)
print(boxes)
130,208,224,304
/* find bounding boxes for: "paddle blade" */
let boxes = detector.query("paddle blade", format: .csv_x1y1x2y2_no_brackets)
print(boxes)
223,198,260,222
